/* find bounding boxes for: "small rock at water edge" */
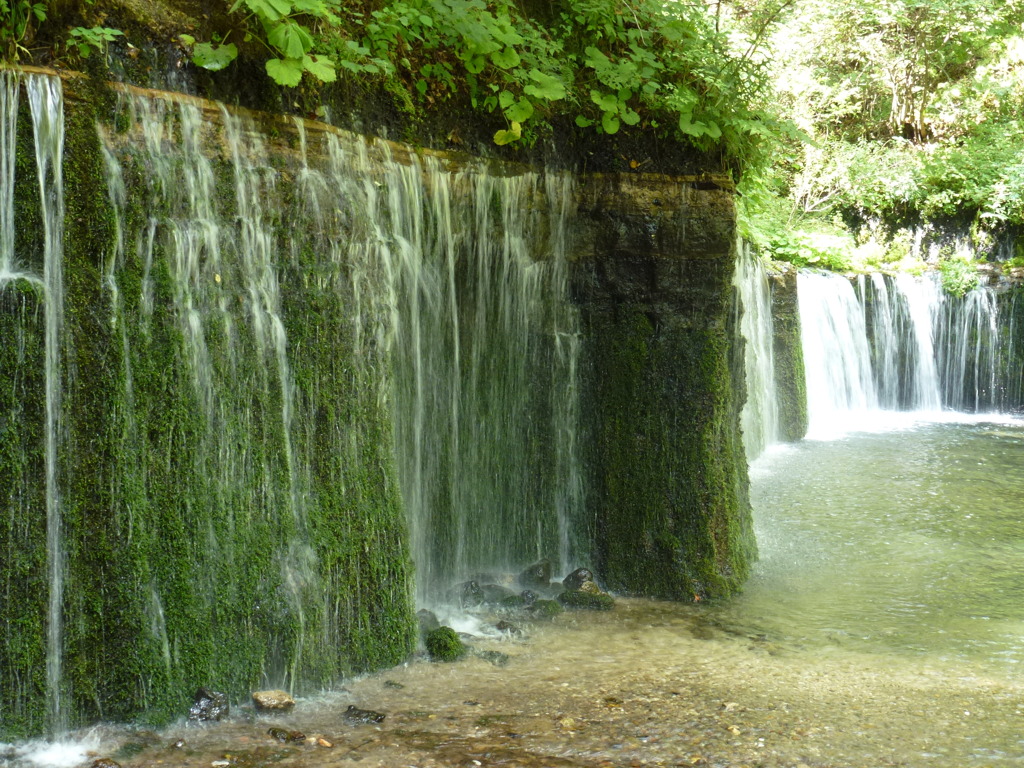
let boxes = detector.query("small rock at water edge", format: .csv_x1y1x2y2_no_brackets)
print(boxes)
188,687,229,722
252,689,296,713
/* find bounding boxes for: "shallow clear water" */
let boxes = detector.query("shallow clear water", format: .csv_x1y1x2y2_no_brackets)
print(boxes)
713,416,1024,673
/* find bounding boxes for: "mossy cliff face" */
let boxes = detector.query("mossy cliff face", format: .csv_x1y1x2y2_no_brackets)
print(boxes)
571,174,755,600
1,74,415,738
768,265,808,442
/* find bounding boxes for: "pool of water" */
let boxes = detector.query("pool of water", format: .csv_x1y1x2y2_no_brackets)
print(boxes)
713,416,1024,673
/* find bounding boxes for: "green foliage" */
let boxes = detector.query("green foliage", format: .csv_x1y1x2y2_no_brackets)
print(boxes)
0,0,46,60
938,256,980,297
68,26,124,58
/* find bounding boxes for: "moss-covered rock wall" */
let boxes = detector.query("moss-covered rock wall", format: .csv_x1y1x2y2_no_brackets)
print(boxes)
768,265,808,442
571,175,755,600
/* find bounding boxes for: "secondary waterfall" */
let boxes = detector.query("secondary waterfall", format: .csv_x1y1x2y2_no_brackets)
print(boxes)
798,269,1024,431
733,247,779,460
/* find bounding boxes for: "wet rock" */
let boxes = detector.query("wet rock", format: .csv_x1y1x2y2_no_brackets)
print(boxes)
416,608,441,637
268,727,290,742
456,580,485,606
480,583,517,604
517,560,552,588
383,679,405,689
495,620,521,635
475,649,510,666
425,626,468,661
188,687,229,722
500,594,527,609
171,739,186,749
527,598,564,618
344,704,387,723
287,730,306,742
90,760,122,768
557,588,615,610
519,589,538,606
252,689,296,713
562,567,594,591
316,737,334,748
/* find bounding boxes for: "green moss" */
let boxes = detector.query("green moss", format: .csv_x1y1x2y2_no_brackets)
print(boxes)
527,598,563,618
580,299,755,600
424,627,467,662
556,590,615,610
769,268,808,442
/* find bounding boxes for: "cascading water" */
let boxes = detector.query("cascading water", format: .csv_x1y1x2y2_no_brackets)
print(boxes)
733,246,780,460
379,156,583,604
798,271,877,434
799,269,1024,430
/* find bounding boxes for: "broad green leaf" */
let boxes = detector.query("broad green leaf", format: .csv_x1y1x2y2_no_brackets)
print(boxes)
601,112,620,134
523,69,566,101
499,90,515,109
575,115,594,128
192,42,239,71
268,19,314,58
621,108,641,126
416,78,429,95
504,97,534,123
703,120,722,140
178,33,196,46
302,53,336,83
590,90,619,114
245,0,291,21
465,55,486,74
493,121,522,145
490,46,521,69
266,57,304,86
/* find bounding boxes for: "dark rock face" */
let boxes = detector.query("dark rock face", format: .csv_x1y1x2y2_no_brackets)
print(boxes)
417,609,441,637
188,688,229,722
768,265,808,441
344,705,386,724
571,173,755,601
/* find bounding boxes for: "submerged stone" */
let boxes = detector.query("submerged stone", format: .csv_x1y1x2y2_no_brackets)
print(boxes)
480,583,517,603
188,688,229,722
527,599,563,619
344,704,387,723
425,626,468,661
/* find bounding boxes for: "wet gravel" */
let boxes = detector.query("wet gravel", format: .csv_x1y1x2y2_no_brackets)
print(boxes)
69,599,1024,768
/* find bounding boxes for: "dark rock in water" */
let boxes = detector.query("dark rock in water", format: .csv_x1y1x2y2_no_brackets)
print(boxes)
495,620,521,635
480,583,517,604
527,598,563,618
344,704,387,723
188,687,229,722
425,625,468,661
557,588,615,610
499,594,526,608
519,589,538,606
287,730,306,742
171,739,186,749
383,679,405,689
562,567,594,591
252,689,296,713
268,727,290,742
475,649,510,666
417,608,441,636
517,560,552,588
457,580,485,606
91,760,122,768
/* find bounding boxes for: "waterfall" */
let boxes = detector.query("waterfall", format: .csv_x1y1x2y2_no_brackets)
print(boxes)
734,246,779,460
28,74,67,734
799,269,1021,430
798,271,877,434
380,158,583,603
